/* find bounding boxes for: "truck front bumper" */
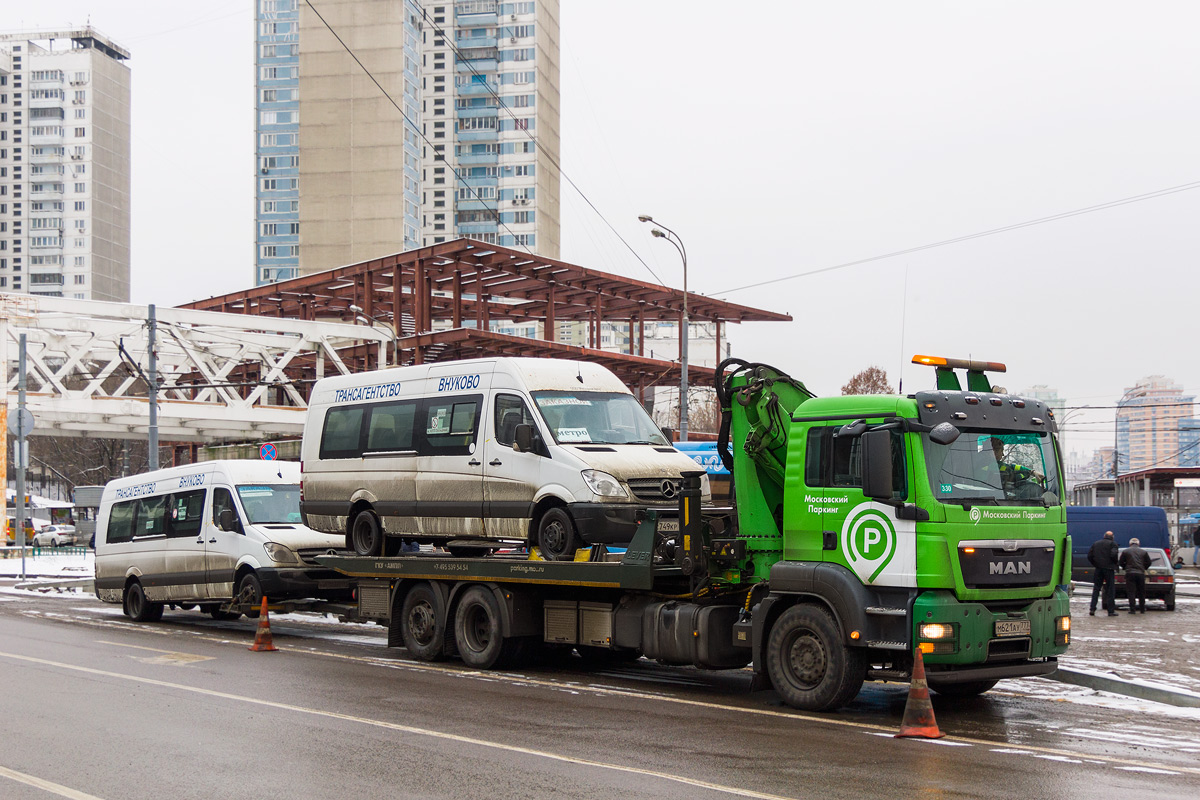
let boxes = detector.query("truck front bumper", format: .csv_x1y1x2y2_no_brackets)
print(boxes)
914,586,1071,668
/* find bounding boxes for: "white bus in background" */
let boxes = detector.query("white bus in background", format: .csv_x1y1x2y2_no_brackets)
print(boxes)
300,357,709,561
95,461,350,622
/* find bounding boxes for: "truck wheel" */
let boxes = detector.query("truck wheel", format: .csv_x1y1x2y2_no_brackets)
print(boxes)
1165,588,1176,611
123,581,164,623
454,585,521,669
928,678,999,698
237,572,264,618
766,604,866,711
536,508,579,561
401,583,448,661
350,510,384,557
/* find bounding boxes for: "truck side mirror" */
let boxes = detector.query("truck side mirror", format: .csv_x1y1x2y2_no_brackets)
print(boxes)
219,508,235,532
928,422,960,446
861,429,894,500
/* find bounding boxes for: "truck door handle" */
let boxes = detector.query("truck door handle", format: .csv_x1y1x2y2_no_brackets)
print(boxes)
195,537,204,544
489,459,503,466
468,459,481,466
209,538,217,544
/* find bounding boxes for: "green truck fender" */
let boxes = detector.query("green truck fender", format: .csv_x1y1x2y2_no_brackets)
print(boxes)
755,561,914,658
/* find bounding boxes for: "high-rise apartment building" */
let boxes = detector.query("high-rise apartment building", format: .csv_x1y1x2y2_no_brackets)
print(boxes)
1115,376,1196,473
419,1,560,256
0,28,130,301
255,0,422,285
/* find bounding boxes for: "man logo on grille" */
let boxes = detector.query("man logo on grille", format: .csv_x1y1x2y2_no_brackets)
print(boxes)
841,503,898,583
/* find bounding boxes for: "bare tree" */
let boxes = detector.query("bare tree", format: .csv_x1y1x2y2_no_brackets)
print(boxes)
841,366,894,396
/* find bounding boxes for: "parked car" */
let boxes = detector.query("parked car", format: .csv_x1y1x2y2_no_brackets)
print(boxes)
32,524,77,547
1114,547,1176,611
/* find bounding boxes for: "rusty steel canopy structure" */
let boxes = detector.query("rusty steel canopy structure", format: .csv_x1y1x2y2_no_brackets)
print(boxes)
181,239,791,398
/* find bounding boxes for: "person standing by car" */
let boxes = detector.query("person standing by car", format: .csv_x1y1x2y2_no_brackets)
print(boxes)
1118,537,1152,614
1192,525,1200,566
1088,530,1120,616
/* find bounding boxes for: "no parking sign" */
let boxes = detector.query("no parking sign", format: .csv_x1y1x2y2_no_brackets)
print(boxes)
260,442,278,461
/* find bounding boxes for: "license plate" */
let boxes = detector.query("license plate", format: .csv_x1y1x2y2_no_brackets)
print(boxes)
995,619,1031,638
657,519,680,533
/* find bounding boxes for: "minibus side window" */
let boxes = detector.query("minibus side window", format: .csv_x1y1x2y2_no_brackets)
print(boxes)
421,395,482,456
320,406,365,459
167,489,207,538
135,495,168,538
494,394,535,446
106,499,137,544
366,399,418,452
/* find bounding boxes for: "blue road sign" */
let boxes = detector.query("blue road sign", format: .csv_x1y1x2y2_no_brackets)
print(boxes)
260,442,278,461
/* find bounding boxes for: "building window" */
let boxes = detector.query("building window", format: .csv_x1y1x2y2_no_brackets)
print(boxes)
74,275,85,284
74,127,86,137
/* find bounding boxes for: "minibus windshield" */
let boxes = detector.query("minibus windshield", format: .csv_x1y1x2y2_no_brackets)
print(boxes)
236,484,304,524
532,390,669,446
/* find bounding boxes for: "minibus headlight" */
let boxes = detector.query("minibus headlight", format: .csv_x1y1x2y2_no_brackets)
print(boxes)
581,470,628,499
263,542,300,565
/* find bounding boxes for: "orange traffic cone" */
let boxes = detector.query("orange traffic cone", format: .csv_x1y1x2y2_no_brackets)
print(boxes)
895,648,944,739
249,596,278,652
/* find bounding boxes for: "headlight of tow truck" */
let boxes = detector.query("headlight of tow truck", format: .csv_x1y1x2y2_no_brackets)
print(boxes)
1054,615,1070,646
581,470,628,499
918,622,959,655
263,542,300,565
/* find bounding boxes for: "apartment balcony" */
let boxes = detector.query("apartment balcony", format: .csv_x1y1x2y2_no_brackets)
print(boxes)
456,57,497,73
457,35,497,49
457,221,499,236
457,106,498,120
456,129,498,142
458,82,498,97
455,198,499,213
457,152,499,166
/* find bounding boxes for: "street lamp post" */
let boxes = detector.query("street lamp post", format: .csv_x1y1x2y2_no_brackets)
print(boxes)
638,215,689,442
349,304,400,367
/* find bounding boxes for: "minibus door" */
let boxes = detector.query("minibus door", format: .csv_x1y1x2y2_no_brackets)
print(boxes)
206,487,245,599
416,392,486,537
484,393,543,539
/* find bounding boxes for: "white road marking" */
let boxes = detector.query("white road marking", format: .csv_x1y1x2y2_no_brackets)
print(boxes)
0,764,107,800
95,641,214,665
0,650,799,800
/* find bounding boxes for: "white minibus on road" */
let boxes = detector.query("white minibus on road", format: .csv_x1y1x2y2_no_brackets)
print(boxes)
300,357,709,560
95,461,350,621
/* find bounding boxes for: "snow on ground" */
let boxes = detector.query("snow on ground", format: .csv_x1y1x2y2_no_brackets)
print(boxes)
0,549,92,578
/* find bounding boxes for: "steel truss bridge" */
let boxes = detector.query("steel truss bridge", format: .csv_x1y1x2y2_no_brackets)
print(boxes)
1,294,390,443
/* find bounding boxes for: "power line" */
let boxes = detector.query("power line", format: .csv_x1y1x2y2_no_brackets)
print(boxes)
304,0,531,255
418,11,668,286
716,180,1200,295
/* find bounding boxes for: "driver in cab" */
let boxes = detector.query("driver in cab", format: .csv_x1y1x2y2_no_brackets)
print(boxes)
987,437,1041,493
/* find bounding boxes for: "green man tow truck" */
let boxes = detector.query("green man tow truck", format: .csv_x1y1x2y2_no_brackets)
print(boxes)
317,354,1071,711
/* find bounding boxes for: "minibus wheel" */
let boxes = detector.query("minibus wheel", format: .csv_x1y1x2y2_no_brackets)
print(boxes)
237,572,264,618
123,580,164,623
536,508,579,561
350,510,384,557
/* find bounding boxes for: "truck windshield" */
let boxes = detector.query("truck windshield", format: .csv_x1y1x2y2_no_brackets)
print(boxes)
236,484,303,524
923,430,1061,506
531,390,669,445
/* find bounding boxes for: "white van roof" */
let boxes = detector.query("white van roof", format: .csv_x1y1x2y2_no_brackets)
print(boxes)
103,460,299,500
310,357,630,398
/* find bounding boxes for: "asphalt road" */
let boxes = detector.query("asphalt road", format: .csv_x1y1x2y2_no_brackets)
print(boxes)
0,588,1198,800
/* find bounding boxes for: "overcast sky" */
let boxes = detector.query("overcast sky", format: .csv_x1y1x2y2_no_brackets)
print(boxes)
13,1,1200,458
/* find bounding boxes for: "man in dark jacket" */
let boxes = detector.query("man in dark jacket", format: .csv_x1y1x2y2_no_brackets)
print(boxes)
1087,530,1120,616
1118,537,1152,613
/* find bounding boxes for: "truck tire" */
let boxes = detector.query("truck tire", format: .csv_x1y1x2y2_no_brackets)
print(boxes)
1165,588,1176,611
454,585,522,669
766,604,866,711
123,581,164,623
350,510,384,557
536,508,579,561
928,678,999,698
401,583,448,661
